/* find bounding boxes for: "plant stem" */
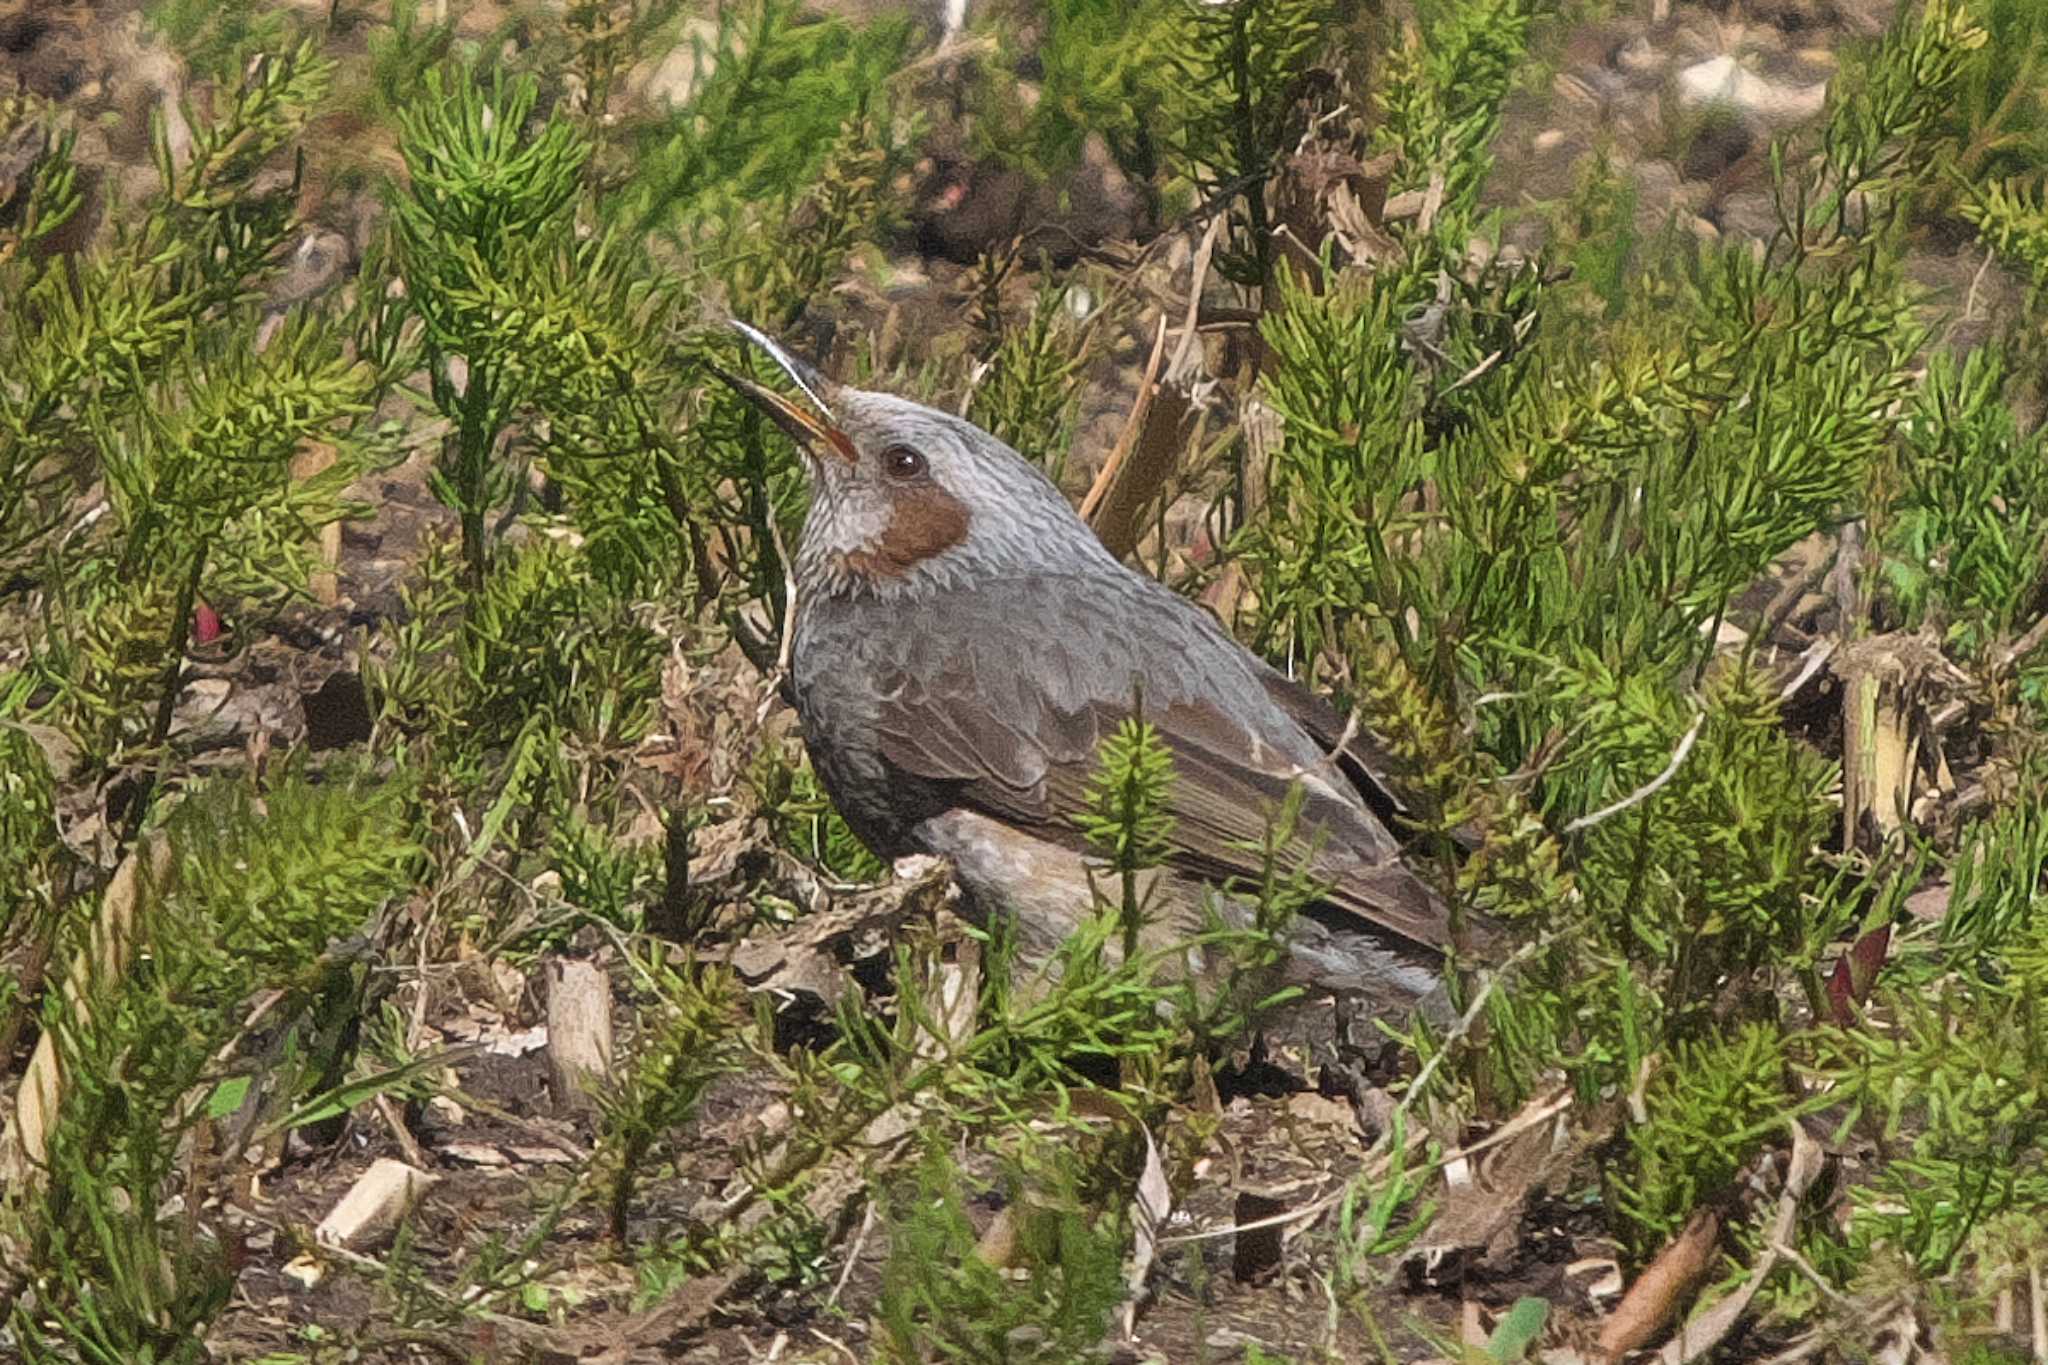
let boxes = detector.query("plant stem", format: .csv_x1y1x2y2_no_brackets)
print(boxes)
456,360,495,592
125,541,209,843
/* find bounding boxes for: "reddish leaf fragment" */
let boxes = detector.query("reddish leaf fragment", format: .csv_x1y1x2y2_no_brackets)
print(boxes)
1826,924,1891,1026
193,599,224,644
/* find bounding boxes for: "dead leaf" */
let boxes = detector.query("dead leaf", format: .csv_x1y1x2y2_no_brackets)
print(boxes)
507,1145,577,1166
0,120,47,205
682,815,769,904
1463,1299,1489,1353
1409,1090,1578,1277
1600,1207,1722,1361
281,1253,326,1290
441,1142,511,1167
5,720,80,779
1567,1256,1625,1304
2,836,176,1186
1903,879,1951,924
1642,1122,1826,1364
723,856,954,1004
1284,1091,1355,1130
1123,1125,1172,1339
1870,1305,1920,1365
441,1016,548,1056
1081,319,1193,563
976,1206,1019,1269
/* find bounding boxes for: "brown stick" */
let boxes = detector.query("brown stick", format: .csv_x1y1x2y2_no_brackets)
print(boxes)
545,958,614,1116
1,836,176,1186
1079,315,1169,527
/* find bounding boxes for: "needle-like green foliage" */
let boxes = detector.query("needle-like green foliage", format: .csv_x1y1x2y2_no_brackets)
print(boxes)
5,0,2048,1352
1075,714,1178,964
1169,0,1338,288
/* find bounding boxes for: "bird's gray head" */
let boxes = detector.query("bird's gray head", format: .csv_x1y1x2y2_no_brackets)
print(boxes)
714,322,1119,600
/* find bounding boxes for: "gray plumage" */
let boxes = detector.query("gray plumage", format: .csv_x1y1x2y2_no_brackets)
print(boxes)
717,324,1467,1005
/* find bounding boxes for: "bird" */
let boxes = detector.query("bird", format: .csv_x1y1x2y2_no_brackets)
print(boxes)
714,322,1473,1013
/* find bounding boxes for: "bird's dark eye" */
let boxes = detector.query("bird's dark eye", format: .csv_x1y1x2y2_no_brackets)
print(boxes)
881,445,926,480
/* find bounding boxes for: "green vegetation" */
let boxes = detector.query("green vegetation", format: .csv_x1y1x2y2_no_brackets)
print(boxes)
2,0,2047,1358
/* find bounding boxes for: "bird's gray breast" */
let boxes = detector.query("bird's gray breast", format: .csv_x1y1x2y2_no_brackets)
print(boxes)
790,593,959,857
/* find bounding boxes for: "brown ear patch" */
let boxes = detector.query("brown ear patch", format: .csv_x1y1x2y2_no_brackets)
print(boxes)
847,483,971,579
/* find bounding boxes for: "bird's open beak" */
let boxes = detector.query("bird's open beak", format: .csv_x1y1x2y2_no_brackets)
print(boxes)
712,321,858,465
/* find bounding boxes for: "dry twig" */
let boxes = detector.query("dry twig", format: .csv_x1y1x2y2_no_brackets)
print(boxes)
1565,711,1706,834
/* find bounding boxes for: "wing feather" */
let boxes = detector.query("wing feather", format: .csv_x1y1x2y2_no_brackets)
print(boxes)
861,576,1453,953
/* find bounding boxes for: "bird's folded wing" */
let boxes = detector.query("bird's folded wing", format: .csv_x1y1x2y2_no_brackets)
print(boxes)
1252,662,1411,824
1253,662,1485,854
864,626,1452,954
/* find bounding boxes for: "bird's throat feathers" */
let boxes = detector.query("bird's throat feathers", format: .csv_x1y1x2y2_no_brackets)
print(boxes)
799,479,974,599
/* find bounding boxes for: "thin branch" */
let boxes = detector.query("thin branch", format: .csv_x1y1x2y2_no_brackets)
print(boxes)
1995,608,2048,677
1963,243,1997,322
1770,1240,1851,1309
1928,608,2048,733
125,543,210,842
1564,711,1706,834
1079,314,1170,526
1437,347,1504,398
826,1202,877,1312
1471,690,1532,707
1302,705,1363,782
1154,1177,1352,1247
1167,214,1227,385
1755,544,1838,650
1399,931,1553,1106
1156,941,1562,1251
1778,638,1838,704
